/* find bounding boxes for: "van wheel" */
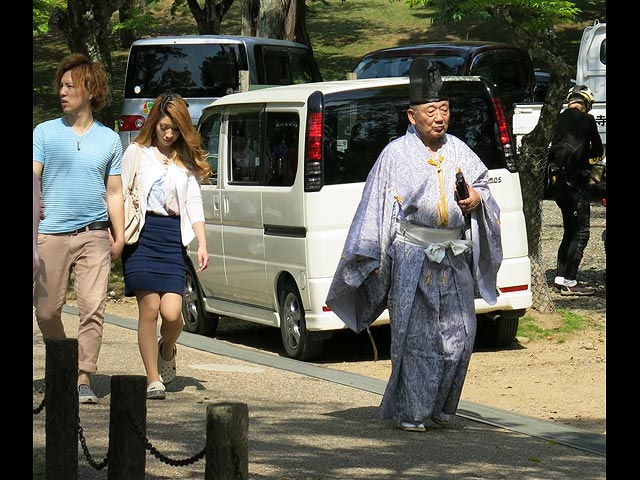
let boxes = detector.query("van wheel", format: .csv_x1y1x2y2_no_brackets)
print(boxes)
475,313,519,348
182,266,219,336
279,281,324,361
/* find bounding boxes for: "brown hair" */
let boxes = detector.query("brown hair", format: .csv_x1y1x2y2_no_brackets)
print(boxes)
52,53,110,112
134,92,211,181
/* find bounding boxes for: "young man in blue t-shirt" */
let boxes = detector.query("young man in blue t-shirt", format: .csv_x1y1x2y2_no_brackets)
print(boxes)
33,53,125,404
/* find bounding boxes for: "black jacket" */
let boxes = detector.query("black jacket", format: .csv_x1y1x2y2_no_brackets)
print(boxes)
548,107,604,189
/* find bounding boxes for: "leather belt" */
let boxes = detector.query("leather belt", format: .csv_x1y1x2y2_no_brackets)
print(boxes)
57,221,111,235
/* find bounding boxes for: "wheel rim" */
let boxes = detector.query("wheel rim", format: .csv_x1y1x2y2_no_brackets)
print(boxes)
183,272,199,330
282,291,302,350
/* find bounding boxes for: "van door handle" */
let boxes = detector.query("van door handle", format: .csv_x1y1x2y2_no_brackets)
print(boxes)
223,194,229,215
213,195,220,216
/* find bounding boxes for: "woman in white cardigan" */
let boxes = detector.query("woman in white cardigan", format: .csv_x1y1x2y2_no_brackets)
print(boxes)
120,93,211,400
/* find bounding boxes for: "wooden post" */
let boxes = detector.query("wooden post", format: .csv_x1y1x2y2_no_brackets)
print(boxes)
205,402,249,480
108,375,147,480
45,338,78,480
239,70,249,92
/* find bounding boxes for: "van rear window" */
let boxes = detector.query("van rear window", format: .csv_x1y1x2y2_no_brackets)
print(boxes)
124,44,247,99
322,81,505,185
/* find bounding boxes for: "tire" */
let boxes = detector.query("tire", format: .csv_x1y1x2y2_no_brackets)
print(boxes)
182,265,219,336
279,281,325,361
475,313,520,348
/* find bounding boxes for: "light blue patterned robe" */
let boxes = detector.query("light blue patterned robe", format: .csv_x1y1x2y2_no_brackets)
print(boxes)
326,125,503,423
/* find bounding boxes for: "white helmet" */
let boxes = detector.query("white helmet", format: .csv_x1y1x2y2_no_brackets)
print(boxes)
566,85,595,111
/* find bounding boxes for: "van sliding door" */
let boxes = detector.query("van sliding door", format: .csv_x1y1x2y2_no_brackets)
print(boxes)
222,106,269,306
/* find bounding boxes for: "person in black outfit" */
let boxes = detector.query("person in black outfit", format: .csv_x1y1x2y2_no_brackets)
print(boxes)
548,85,604,296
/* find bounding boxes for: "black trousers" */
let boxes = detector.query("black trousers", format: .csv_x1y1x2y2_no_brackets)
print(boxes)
554,183,591,281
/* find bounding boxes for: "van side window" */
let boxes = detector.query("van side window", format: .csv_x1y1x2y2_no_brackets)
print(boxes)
199,112,222,182
254,46,321,85
470,53,496,89
265,113,299,187
228,112,263,184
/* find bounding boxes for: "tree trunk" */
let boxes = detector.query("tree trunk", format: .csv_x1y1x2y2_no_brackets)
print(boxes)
49,0,122,128
508,28,574,313
242,0,316,58
242,0,260,36
256,0,287,38
186,0,234,35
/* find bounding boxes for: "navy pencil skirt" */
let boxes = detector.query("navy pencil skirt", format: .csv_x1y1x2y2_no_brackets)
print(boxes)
122,212,187,297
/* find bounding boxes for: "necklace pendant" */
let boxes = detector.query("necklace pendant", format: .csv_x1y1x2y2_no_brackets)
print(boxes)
77,140,80,151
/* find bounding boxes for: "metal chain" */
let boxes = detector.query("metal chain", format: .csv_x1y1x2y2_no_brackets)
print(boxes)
78,419,109,470
35,393,205,471
33,396,45,414
128,410,206,467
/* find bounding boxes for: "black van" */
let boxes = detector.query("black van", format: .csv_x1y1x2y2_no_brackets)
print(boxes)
118,35,322,149
352,41,536,113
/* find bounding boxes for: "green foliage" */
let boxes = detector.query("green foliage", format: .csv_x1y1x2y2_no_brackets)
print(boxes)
401,0,581,32
32,0,66,36
111,13,160,37
517,308,601,341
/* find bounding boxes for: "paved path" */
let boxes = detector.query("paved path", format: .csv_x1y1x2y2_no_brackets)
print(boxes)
33,308,606,479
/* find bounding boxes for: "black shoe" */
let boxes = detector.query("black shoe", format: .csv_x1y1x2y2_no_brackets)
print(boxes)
560,283,595,296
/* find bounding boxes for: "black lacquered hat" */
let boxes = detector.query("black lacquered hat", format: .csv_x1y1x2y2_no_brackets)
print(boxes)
409,58,448,105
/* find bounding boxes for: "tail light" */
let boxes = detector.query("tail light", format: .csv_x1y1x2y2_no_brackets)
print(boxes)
491,98,517,172
119,115,146,132
304,91,324,192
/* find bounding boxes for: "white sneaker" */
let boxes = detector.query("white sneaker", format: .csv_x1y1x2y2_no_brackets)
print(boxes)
397,421,426,432
157,338,177,384
146,381,166,400
78,384,99,404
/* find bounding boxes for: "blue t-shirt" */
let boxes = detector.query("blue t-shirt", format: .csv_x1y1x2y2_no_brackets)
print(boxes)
33,117,122,234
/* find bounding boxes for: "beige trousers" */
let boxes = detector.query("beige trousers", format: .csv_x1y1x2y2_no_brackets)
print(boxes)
33,230,111,374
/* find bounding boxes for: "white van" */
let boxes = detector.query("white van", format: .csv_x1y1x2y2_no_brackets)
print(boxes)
118,35,322,150
183,76,532,360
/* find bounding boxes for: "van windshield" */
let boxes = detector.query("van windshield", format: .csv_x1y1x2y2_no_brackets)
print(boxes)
322,81,506,185
124,44,247,99
354,55,465,79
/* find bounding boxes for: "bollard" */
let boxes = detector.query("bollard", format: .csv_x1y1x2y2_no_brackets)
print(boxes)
238,70,249,92
108,375,147,480
205,402,249,480
45,338,79,480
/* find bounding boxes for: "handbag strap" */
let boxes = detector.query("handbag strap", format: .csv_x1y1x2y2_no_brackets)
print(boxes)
127,144,142,190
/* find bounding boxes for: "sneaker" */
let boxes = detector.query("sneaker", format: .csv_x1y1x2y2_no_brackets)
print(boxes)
157,338,177,384
397,421,426,432
553,282,564,291
560,283,595,296
146,381,166,400
78,384,99,404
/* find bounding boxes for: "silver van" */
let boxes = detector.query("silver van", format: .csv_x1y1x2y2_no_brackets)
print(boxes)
182,76,532,361
118,35,322,149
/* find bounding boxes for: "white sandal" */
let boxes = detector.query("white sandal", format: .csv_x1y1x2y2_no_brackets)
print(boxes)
157,338,177,384
146,381,166,400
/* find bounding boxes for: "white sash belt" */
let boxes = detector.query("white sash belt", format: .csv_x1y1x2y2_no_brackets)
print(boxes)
396,221,472,263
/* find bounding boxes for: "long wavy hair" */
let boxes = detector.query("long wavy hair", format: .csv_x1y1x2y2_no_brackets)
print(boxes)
134,92,211,181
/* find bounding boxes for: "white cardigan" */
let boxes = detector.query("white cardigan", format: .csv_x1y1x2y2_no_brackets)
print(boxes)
121,144,205,246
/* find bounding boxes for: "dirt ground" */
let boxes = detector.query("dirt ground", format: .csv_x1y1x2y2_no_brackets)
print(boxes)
102,199,606,436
